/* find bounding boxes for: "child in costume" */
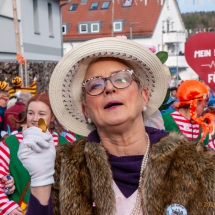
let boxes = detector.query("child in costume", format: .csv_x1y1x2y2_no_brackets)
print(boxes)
162,80,215,147
0,93,79,215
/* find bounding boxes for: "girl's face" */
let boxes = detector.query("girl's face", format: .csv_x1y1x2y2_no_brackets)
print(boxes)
27,101,55,128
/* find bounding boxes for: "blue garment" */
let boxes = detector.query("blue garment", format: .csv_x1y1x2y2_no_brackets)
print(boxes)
0,106,6,136
160,96,177,114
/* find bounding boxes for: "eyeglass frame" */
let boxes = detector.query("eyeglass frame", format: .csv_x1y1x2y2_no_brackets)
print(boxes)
82,69,140,96
0,97,9,102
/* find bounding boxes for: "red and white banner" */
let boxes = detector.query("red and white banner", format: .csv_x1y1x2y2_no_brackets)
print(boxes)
185,32,215,92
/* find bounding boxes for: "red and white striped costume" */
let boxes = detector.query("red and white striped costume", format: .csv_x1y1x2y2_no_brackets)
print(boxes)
0,132,76,215
171,110,214,149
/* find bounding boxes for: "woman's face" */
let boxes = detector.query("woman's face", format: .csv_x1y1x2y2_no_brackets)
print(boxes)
27,101,55,128
196,99,208,117
82,58,148,129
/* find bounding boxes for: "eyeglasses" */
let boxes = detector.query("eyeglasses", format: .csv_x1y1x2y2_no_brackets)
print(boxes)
0,97,9,102
82,69,135,96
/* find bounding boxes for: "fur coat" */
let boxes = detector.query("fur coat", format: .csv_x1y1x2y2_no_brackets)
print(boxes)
52,132,215,215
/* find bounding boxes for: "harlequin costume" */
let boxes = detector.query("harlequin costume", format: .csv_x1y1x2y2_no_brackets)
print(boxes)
0,131,78,215
0,76,37,99
162,80,215,148
7,77,37,98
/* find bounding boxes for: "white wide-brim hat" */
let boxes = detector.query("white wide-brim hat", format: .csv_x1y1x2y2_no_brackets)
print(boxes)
49,37,168,137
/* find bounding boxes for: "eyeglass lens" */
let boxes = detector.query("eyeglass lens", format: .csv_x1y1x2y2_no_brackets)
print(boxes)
85,70,132,95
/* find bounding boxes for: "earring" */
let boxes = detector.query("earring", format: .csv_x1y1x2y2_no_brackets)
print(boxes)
143,106,147,112
87,118,92,124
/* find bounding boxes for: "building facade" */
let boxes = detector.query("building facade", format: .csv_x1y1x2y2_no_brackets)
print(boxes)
0,0,63,62
62,0,198,84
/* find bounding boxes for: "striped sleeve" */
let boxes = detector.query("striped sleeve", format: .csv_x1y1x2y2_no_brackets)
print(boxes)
0,140,19,215
64,133,76,142
14,133,23,143
206,134,215,150
52,133,59,147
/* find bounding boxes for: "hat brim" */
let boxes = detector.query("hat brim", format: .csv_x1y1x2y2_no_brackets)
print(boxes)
49,37,168,136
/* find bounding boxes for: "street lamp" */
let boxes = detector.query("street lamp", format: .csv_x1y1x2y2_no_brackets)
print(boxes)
130,22,140,40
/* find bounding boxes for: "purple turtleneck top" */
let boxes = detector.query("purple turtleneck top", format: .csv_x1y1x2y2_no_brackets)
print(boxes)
26,127,168,215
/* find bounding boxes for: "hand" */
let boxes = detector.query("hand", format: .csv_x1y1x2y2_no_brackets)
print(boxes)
2,175,15,195
8,207,23,215
21,126,53,153
18,127,56,187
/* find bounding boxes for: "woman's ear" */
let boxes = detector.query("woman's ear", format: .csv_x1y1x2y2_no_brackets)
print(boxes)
142,87,149,107
82,101,89,118
50,114,55,123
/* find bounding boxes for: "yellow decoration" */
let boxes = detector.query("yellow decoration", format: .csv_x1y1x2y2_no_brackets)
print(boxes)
20,201,28,215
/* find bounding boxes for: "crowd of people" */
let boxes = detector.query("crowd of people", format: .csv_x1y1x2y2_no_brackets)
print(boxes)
0,92,81,214
1,37,215,215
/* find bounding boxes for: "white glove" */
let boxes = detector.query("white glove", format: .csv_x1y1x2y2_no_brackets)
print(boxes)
18,127,56,187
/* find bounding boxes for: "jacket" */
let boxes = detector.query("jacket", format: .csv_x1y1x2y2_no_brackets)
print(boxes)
52,132,215,215
4,101,26,131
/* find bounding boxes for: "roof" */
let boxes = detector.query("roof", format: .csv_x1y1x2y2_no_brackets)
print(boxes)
61,0,164,41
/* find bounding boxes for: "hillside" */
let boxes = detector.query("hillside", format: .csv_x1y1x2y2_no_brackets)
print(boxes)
181,11,215,30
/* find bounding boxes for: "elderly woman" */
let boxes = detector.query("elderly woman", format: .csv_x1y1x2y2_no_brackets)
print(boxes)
18,38,215,215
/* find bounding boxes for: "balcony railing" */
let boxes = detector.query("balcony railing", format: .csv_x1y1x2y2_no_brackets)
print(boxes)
163,31,186,44
165,56,188,68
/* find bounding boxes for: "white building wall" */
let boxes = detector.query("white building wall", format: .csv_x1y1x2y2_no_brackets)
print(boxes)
20,0,62,61
0,0,62,62
0,0,21,19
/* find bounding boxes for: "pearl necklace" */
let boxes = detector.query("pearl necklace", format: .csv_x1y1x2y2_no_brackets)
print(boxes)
130,132,150,215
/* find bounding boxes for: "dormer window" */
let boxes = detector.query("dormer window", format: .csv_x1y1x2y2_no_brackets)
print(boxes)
90,2,99,10
69,4,78,11
81,0,87,4
123,0,132,7
62,25,67,34
114,22,122,32
101,1,110,9
79,24,88,33
91,23,99,33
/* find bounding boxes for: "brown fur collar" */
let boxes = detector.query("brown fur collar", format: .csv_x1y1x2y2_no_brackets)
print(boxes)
52,138,115,215
142,131,215,215
52,132,215,215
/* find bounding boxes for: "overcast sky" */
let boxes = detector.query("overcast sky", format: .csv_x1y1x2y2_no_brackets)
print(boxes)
177,0,215,13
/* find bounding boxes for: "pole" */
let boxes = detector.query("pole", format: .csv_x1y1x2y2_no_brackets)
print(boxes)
25,61,28,87
60,0,71,57
12,0,24,86
130,24,133,40
176,43,179,86
129,22,140,40
111,0,114,37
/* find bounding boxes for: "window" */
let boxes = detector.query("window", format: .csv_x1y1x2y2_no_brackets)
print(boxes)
101,1,110,9
48,3,53,36
81,0,87,4
90,2,99,10
33,0,39,33
69,4,78,11
123,0,132,7
79,24,88,33
91,23,99,33
114,22,122,32
167,20,170,33
62,25,66,34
